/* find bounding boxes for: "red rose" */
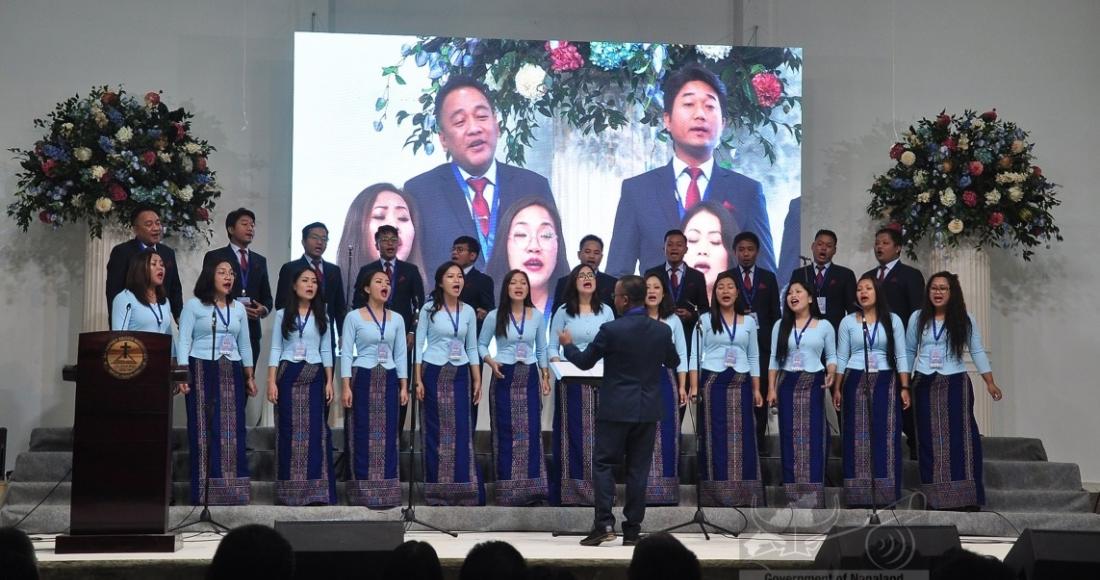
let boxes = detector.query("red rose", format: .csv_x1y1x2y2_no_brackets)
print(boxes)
889,143,906,160
100,91,119,106
1032,166,1042,177
968,161,984,176
173,122,186,141
196,207,210,221
936,113,951,127
141,151,157,166
196,156,208,171
99,169,112,183
144,91,161,106
41,159,58,176
980,109,997,122
962,190,978,207
988,212,1005,227
39,211,51,224
943,137,957,151
751,72,784,108
108,182,128,202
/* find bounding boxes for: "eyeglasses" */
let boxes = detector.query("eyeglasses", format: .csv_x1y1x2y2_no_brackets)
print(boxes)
377,236,399,244
307,234,329,243
509,228,557,246
576,273,596,280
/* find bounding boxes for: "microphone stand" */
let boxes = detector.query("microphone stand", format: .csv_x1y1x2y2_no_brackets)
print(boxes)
400,303,457,536
660,319,739,539
172,308,231,534
861,315,880,526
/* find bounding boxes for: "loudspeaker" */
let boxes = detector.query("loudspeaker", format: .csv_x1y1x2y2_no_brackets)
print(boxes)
274,520,404,579
814,525,961,570
1003,529,1100,578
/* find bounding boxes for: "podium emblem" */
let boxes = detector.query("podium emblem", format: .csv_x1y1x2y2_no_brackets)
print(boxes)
103,335,148,379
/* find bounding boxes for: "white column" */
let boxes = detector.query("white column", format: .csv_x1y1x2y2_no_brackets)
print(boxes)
83,228,128,332
928,246,992,434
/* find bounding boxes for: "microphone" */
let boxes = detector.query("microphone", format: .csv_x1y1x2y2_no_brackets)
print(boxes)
120,303,132,330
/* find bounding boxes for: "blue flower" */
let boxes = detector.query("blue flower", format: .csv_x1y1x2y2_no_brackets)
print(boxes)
589,42,642,70
130,186,156,203
889,178,911,189
958,175,972,188
195,173,211,185
372,120,384,132
97,136,114,153
147,129,162,139
415,50,430,67
429,61,446,80
425,142,435,155
106,108,123,126
42,143,70,161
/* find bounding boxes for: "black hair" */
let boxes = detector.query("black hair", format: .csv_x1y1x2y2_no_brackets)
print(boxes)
300,221,328,239
383,540,443,580
682,200,738,272
193,259,235,304
375,224,399,242
459,540,526,580
484,195,570,307
124,248,166,306
130,204,159,225
916,271,973,361
661,63,728,118
279,263,328,340
428,261,464,322
434,75,495,127
642,272,675,319
561,264,605,317
775,280,824,367
875,227,903,247
224,207,255,232
627,532,701,580
453,235,482,257
338,182,424,277
708,270,747,334
206,524,294,580
663,229,686,242
732,231,761,250
578,234,604,251
0,526,39,580
494,269,536,338
856,273,897,371
813,229,838,244
619,274,646,306
352,268,391,312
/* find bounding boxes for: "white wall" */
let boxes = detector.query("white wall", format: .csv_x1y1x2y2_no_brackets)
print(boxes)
1,0,1097,482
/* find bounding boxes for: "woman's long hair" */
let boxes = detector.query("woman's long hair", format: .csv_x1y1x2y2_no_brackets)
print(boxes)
494,269,536,338
338,182,425,279
427,261,463,322
916,271,972,360
707,269,747,334
643,272,675,320
484,195,570,308
561,264,604,318
193,259,234,305
279,263,328,340
124,248,166,306
857,273,897,371
775,280,824,367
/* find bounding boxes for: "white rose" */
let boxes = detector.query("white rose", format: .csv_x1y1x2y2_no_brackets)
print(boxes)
696,45,732,61
1008,186,1024,202
158,152,172,163
940,188,957,206
917,191,932,204
71,193,84,207
184,142,202,154
514,63,547,101
913,170,928,187
971,118,984,129
985,190,1001,204
958,136,970,151
90,165,107,180
73,147,92,162
115,126,133,143
900,151,916,166
61,122,75,135
947,219,964,234
175,185,194,202
180,156,193,173
94,112,109,128
1011,140,1026,154
94,197,113,213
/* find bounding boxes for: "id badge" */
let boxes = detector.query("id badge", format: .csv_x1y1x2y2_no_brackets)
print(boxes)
291,341,306,361
515,342,531,360
235,296,251,307
816,296,827,314
748,311,759,325
220,334,235,356
377,343,391,364
790,350,804,371
929,347,944,369
448,339,464,361
724,347,737,367
867,352,878,371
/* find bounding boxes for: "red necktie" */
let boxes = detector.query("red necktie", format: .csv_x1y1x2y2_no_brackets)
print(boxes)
815,266,825,288
743,268,752,291
238,248,249,275
878,265,887,282
467,177,491,236
684,167,702,209
312,259,324,290
384,261,393,280
670,268,680,292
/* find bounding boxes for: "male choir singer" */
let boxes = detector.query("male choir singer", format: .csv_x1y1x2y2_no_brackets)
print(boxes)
106,205,184,320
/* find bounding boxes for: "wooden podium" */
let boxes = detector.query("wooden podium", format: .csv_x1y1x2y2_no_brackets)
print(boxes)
55,331,182,553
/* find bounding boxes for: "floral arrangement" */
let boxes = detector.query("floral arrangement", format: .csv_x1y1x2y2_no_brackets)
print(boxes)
867,109,1061,260
374,39,802,166
7,86,220,241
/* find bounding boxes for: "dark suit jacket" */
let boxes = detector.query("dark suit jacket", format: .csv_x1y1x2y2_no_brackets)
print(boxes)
550,270,617,315
735,266,781,370
864,262,925,329
789,263,858,332
354,259,425,332
607,162,775,277
275,257,347,339
563,310,680,423
202,246,273,343
644,264,709,351
777,196,801,285
106,239,185,320
459,266,495,335
403,162,556,273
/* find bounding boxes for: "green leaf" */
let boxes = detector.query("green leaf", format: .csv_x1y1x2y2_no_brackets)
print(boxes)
375,97,387,111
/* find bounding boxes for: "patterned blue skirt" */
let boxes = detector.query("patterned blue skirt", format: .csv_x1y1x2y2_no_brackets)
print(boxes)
186,357,250,506
646,367,681,505
274,361,336,505
777,370,829,508
550,379,598,506
345,365,401,508
912,372,985,509
422,363,485,506
489,362,548,506
698,368,765,507
841,369,903,507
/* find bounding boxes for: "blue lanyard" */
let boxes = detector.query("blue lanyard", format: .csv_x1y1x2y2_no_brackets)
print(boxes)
295,309,311,339
508,307,527,339
443,301,461,337
147,301,164,327
740,268,757,307
863,318,880,349
931,317,947,342
792,317,812,348
720,311,738,343
214,302,231,329
452,163,501,261
365,304,386,339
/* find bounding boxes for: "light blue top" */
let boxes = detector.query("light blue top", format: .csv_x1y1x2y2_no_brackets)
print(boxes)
837,313,910,373
691,312,760,376
656,314,689,374
110,289,177,357
177,298,253,366
267,308,333,368
415,300,479,366
548,305,616,357
905,311,992,375
769,318,837,373
478,307,549,368
340,306,409,379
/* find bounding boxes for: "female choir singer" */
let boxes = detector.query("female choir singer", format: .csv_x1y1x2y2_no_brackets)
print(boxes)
642,272,687,505
415,262,484,506
690,270,765,507
110,249,175,351
478,269,550,506
177,260,256,506
768,280,836,508
341,269,408,508
834,274,910,507
906,271,1003,511
547,264,615,506
266,265,336,506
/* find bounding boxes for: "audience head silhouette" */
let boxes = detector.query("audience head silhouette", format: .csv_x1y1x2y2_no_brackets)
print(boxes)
628,533,700,580
459,540,527,580
384,540,443,580
0,527,39,580
206,524,294,580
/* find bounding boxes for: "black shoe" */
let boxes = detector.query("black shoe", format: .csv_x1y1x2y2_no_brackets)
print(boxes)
580,527,616,547
622,533,642,546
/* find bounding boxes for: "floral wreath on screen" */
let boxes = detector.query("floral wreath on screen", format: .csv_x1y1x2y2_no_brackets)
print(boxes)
7,86,220,242
373,38,802,167
867,109,1062,261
